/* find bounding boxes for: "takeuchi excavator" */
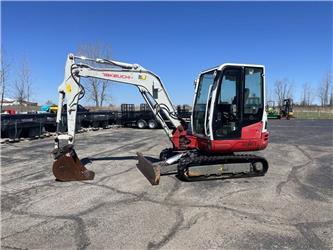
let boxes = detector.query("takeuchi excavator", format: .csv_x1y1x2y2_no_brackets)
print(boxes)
52,53,269,185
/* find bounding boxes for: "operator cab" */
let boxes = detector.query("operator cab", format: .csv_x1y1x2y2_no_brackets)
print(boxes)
192,64,266,148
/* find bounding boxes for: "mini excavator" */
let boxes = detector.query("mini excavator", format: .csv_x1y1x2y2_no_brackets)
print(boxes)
52,54,269,185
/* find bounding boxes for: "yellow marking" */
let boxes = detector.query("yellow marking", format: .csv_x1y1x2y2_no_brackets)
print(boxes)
66,83,72,93
139,74,147,80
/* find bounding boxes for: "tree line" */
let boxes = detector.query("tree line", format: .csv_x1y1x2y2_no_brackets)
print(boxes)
1,52,33,113
271,72,332,107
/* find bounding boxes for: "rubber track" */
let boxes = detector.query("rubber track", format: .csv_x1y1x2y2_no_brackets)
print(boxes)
178,154,269,182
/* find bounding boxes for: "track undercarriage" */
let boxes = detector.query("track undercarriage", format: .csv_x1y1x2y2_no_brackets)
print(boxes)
137,149,268,185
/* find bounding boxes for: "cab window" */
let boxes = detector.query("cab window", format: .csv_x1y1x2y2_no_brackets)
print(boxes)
243,67,263,121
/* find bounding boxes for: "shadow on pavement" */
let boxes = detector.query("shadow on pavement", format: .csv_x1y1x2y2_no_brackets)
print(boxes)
81,155,160,166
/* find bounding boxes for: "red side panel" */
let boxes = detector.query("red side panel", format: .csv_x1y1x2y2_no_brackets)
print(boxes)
197,122,269,153
241,122,263,139
171,128,198,150
171,122,269,154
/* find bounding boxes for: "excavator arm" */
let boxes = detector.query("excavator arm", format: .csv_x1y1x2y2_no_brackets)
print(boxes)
52,53,185,182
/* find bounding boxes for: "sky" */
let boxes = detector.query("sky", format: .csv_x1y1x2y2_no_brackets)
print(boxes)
1,1,332,106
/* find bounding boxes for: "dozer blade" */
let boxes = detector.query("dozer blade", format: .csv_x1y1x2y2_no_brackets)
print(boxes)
136,152,161,185
52,145,95,181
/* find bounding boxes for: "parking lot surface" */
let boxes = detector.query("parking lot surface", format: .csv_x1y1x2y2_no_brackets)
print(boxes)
1,119,332,249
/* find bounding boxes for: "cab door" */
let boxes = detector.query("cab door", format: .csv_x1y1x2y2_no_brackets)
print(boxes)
191,70,216,137
210,67,243,139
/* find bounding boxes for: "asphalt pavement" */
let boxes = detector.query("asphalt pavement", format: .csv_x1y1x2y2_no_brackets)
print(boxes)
1,119,332,249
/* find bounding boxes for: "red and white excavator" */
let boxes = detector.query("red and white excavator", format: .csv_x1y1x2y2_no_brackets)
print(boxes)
52,53,269,185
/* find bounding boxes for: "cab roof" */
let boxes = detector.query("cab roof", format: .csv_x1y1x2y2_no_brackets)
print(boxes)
201,63,265,74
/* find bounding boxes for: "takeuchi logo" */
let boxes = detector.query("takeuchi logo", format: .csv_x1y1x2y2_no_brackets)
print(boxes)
103,73,133,79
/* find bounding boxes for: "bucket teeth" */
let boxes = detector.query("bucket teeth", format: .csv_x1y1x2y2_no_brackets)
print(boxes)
136,152,161,185
52,146,94,181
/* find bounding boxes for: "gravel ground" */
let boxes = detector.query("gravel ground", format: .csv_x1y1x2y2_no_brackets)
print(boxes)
1,119,332,249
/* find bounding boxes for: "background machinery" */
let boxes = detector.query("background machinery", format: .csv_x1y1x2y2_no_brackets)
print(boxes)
266,101,281,119
52,54,269,185
279,98,294,119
